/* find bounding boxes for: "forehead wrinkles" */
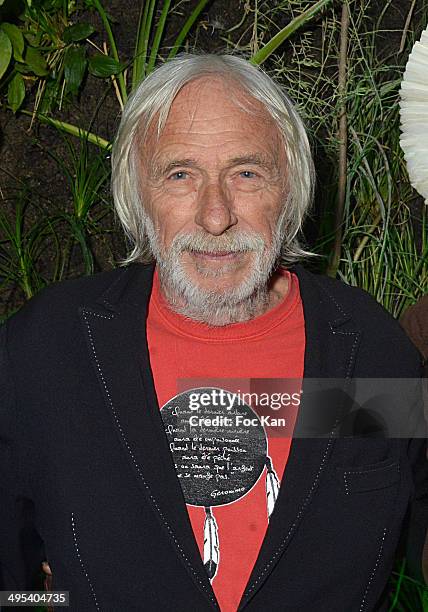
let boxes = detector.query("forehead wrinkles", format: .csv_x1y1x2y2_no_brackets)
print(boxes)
138,77,285,172
165,78,276,134
146,77,277,136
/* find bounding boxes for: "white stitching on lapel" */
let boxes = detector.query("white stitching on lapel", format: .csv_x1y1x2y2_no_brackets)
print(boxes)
82,310,216,606
71,512,100,611
359,528,387,612
329,324,360,378
344,472,350,495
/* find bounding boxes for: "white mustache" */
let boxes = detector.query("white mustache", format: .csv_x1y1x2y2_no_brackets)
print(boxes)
170,231,265,254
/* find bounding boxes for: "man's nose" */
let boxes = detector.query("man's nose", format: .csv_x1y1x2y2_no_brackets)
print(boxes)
194,181,238,235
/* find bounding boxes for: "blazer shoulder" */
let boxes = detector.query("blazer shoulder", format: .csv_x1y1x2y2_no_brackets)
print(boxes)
295,266,423,375
299,266,403,325
3,266,140,342
311,270,390,315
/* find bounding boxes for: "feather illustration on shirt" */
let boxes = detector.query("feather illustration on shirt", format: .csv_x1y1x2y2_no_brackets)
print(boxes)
204,507,220,580
266,455,280,519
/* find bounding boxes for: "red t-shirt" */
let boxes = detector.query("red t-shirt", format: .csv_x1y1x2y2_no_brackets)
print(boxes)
147,268,305,611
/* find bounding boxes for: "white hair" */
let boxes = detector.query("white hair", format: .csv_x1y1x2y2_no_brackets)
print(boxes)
111,53,315,265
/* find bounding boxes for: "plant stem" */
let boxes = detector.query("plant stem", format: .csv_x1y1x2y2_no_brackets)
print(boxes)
141,0,157,80
132,1,151,87
147,0,172,75
352,214,382,263
21,110,111,149
91,0,127,103
250,0,332,65
327,0,350,278
399,0,417,54
167,0,211,60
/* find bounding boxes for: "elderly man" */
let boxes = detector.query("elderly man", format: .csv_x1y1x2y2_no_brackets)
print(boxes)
0,54,426,611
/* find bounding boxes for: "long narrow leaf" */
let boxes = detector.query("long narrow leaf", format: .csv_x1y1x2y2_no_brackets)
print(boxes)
20,110,111,149
141,0,157,81
147,0,172,75
91,0,127,103
167,0,211,60
0,29,12,80
250,0,332,66
132,1,151,87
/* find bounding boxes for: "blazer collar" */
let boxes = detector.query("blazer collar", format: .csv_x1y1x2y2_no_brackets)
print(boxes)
81,263,362,610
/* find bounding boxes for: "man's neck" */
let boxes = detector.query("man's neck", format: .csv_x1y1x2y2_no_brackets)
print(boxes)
157,268,289,327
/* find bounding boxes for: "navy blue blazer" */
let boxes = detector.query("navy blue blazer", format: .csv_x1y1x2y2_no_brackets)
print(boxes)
0,263,426,611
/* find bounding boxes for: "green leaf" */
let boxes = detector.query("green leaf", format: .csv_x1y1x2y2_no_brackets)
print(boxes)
146,0,171,75
24,32,38,45
7,72,25,112
1,23,25,62
88,53,123,77
250,0,333,66
63,22,95,44
21,109,111,149
167,0,210,61
15,63,32,74
38,77,61,114
0,29,12,81
25,46,49,76
64,45,87,94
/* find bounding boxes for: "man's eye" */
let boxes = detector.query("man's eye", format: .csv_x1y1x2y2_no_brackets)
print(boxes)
240,170,257,179
168,171,188,180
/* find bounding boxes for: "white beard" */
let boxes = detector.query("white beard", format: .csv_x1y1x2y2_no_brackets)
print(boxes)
144,215,282,326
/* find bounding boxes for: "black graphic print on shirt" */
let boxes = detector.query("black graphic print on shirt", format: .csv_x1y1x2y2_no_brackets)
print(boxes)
160,387,280,581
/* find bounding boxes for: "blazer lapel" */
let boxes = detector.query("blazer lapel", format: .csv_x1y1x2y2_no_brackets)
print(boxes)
80,265,219,610
238,265,362,610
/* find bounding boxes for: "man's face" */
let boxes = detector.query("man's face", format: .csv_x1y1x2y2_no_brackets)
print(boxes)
139,77,287,322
